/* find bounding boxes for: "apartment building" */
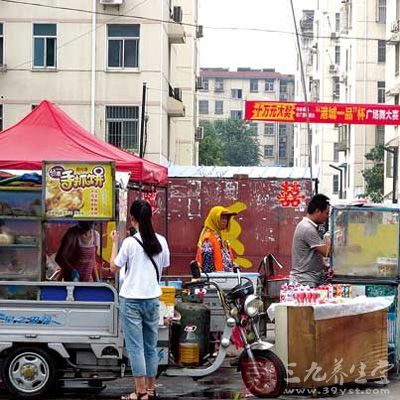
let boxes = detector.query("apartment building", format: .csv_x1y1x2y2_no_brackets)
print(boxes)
198,68,295,167
295,0,387,200
384,0,400,201
0,0,201,166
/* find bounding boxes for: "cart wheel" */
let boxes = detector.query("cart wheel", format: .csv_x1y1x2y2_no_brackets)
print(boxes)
240,350,286,398
1,346,57,399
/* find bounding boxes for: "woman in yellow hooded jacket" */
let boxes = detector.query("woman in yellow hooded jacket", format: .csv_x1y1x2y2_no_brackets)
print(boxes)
195,206,236,273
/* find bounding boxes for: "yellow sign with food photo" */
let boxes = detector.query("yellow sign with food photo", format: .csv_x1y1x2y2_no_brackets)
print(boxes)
43,162,115,219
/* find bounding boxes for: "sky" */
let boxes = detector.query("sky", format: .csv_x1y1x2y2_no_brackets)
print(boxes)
198,0,316,75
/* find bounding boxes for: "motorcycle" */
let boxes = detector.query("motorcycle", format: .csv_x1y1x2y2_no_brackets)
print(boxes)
163,262,287,398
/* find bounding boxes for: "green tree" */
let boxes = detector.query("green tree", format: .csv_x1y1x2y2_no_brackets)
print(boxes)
198,121,224,166
361,144,384,203
199,119,260,166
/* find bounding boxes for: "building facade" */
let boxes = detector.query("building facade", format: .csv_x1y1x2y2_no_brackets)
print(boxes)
198,68,295,167
0,0,201,166
295,0,387,200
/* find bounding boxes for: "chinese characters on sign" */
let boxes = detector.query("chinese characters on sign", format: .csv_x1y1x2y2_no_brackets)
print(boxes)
43,162,115,219
245,101,400,125
277,181,306,208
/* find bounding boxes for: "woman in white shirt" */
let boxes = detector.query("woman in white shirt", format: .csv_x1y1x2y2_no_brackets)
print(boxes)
110,200,170,400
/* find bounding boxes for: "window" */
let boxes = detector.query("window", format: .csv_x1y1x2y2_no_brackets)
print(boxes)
333,143,339,162
335,13,340,32
231,110,242,120
279,143,286,158
249,122,258,134
250,79,258,92
106,106,139,151
107,24,140,69
333,76,340,98
214,100,223,114
396,43,399,76
377,0,386,23
378,40,386,63
395,94,399,105
264,145,274,157
231,89,242,99
279,124,287,136
264,123,274,136
202,78,209,91
280,82,288,93
0,104,3,131
199,100,209,114
265,80,274,92
376,126,385,145
333,175,339,194
215,78,224,92
335,46,340,65
33,24,57,68
377,81,385,103
0,23,3,66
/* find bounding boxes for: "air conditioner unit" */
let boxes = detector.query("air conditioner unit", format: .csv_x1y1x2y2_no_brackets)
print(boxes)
173,6,183,23
329,64,338,73
195,127,204,141
195,76,204,91
174,87,183,101
196,25,204,39
99,0,124,5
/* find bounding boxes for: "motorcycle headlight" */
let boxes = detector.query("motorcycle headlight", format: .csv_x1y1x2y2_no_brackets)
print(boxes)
244,295,263,317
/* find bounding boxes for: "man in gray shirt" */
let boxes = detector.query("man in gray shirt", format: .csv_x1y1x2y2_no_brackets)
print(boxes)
290,194,331,287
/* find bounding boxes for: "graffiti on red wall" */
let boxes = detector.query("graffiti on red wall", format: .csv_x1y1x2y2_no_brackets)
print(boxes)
142,191,160,215
277,181,306,208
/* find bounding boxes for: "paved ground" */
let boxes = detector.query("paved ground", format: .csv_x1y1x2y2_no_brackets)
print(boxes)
1,366,397,400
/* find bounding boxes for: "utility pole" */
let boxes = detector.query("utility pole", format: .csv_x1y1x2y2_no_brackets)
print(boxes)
139,82,147,158
289,0,313,190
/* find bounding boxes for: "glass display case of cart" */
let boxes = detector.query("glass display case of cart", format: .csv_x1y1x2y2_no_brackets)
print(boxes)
331,205,399,280
0,188,43,282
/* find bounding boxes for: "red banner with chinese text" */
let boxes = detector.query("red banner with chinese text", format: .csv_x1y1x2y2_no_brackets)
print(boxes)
245,101,400,125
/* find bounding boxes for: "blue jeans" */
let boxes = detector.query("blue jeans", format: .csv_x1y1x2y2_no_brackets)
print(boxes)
119,297,160,377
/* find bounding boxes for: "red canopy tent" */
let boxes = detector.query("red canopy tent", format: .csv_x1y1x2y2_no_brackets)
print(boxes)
0,100,168,185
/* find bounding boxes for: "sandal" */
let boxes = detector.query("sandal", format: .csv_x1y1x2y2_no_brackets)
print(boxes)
121,392,148,400
147,388,160,400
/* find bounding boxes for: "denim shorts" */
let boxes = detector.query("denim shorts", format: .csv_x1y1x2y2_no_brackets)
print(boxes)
119,297,160,377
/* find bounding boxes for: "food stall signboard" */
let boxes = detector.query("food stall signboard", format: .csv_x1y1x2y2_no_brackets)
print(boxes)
245,101,400,125
43,161,115,220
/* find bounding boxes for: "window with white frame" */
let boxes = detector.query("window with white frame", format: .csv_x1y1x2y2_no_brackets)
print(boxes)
279,142,286,158
33,24,57,68
106,106,139,151
377,81,385,103
0,23,3,66
107,25,140,69
279,124,287,136
377,0,386,23
265,79,274,92
333,142,339,162
333,175,339,194
335,46,341,65
249,122,258,134
376,126,385,145
335,13,340,32
378,40,386,63
230,110,242,120
264,123,274,136
215,78,224,92
0,104,3,131
333,76,340,98
250,79,258,92
199,100,209,114
202,78,209,91
231,89,242,99
264,145,274,158
215,100,223,114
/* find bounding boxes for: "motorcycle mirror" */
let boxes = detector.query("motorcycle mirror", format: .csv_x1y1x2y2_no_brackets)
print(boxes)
190,260,201,278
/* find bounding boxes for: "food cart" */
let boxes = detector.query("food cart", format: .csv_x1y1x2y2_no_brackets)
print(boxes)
0,162,171,399
330,204,400,369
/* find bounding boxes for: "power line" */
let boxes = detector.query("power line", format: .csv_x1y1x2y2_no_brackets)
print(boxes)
0,0,387,42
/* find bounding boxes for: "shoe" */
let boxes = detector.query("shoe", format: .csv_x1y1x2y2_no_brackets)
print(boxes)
147,388,160,400
121,392,148,400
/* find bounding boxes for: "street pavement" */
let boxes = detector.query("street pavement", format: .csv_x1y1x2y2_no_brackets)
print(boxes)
0,365,398,400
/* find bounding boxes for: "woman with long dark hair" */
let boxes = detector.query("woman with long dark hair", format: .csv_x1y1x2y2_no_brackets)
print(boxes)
110,200,170,400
